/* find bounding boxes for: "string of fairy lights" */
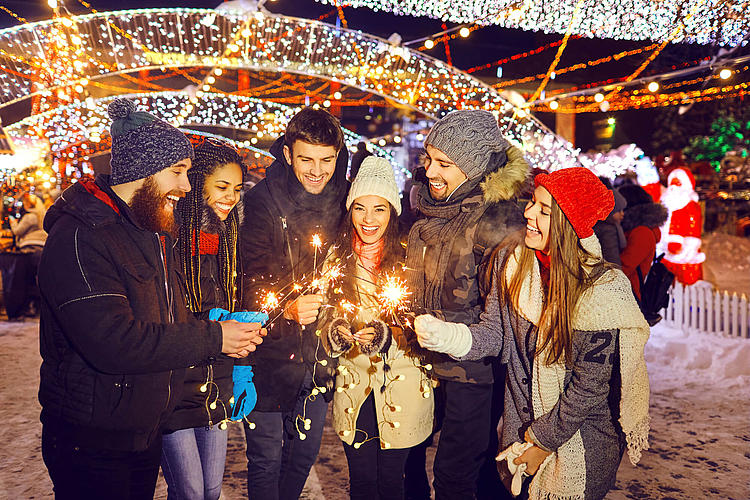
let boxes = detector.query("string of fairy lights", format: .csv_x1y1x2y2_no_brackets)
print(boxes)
316,0,750,45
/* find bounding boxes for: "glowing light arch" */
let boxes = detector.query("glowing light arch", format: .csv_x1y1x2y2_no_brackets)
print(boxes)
0,8,580,170
3,91,406,185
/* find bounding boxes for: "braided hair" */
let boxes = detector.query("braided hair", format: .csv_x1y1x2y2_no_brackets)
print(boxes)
177,138,244,313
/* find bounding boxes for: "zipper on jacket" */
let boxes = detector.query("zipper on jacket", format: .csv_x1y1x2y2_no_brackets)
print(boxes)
155,233,174,415
281,216,304,363
155,234,173,323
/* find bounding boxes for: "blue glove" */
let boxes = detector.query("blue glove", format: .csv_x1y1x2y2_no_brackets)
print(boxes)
208,308,269,325
230,365,257,421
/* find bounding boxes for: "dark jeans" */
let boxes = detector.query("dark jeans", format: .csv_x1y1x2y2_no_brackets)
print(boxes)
42,421,161,500
433,380,494,500
244,372,328,500
343,394,410,500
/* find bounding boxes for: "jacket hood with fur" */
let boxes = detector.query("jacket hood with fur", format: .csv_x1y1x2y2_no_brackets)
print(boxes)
622,201,668,232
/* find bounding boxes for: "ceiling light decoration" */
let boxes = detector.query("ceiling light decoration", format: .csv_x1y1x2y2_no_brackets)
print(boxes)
317,0,749,45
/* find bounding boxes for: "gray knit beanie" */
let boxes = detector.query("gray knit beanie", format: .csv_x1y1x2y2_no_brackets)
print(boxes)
108,98,194,185
424,110,510,181
346,156,402,215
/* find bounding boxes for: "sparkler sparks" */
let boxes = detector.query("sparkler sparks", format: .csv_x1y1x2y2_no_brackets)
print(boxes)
378,275,411,315
311,233,323,250
261,291,280,311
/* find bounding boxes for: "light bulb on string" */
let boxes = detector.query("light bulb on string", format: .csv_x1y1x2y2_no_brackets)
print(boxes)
459,27,470,38
647,81,660,92
719,68,732,80
424,39,435,49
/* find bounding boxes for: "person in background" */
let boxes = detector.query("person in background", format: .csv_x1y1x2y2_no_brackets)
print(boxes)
618,184,669,302
318,156,434,499
404,110,528,500
349,141,371,181
9,193,47,250
37,98,264,499
161,138,247,500
593,177,627,266
240,107,348,500
415,167,650,500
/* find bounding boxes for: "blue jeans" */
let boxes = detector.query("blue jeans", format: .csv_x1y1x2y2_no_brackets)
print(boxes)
161,426,228,500
244,374,329,500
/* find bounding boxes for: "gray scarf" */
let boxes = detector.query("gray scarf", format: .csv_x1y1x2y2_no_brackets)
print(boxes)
406,183,488,312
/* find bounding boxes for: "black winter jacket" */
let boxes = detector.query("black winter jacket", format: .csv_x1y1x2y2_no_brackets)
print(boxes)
38,175,223,451
163,252,236,433
240,137,347,412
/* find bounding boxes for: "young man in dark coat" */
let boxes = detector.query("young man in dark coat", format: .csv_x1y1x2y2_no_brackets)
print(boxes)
240,107,348,499
404,110,528,500
37,99,264,500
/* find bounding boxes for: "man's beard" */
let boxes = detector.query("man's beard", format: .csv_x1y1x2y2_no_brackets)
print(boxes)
129,177,183,236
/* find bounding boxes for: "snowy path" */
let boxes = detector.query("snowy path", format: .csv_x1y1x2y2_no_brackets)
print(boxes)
1,320,748,499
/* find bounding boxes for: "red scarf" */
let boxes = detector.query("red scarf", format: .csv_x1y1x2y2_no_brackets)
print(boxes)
193,231,220,256
535,250,551,289
352,232,384,274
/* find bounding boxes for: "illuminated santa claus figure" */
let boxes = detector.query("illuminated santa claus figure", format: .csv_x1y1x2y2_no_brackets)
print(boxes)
660,167,705,285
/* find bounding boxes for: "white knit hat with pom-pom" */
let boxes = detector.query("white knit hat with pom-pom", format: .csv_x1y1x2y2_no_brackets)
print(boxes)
346,156,401,215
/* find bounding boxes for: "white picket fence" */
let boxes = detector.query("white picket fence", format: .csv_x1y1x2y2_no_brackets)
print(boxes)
663,282,750,338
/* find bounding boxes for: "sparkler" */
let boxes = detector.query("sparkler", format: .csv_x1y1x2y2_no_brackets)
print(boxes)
378,275,411,316
311,233,323,280
261,291,280,312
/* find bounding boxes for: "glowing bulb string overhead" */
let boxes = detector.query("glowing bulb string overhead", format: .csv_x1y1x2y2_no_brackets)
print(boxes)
528,54,750,108
577,0,708,112
315,0,750,46
465,36,582,74
543,56,713,98
534,81,750,113
0,8,583,171
492,42,663,89
526,0,584,103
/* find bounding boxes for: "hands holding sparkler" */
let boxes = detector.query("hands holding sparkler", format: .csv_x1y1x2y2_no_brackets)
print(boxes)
219,320,266,358
257,233,345,329
334,324,377,345
284,294,325,326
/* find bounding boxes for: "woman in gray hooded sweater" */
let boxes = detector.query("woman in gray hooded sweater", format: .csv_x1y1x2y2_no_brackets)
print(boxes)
414,168,650,500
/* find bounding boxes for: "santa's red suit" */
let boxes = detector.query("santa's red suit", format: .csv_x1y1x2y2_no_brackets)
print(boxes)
660,168,704,285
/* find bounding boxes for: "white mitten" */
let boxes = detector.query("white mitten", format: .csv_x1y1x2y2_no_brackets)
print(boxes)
414,314,472,358
496,441,533,497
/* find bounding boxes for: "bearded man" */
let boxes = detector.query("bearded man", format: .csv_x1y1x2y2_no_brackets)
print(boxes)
37,98,265,499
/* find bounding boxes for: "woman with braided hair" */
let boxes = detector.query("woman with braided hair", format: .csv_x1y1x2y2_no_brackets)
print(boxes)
160,137,245,500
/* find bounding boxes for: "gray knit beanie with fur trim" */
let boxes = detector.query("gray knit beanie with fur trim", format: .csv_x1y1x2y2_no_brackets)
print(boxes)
424,110,510,181
108,98,194,185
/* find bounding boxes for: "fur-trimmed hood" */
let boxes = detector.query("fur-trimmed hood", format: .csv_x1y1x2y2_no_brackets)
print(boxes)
480,145,530,203
622,201,668,232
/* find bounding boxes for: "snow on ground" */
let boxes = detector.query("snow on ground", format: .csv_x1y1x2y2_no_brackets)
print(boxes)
702,233,750,296
1,319,748,499
608,323,750,500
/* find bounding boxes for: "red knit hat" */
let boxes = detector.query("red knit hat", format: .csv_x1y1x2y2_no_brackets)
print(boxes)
534,167,614,239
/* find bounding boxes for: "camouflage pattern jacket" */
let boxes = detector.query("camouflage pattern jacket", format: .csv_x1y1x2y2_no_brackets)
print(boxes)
408,146,528,384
